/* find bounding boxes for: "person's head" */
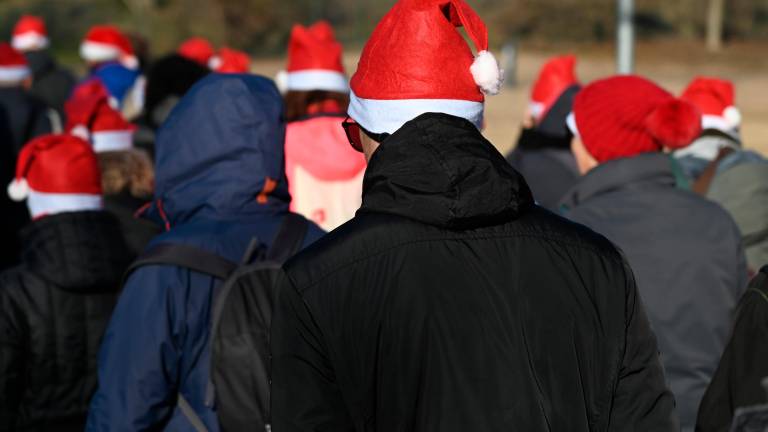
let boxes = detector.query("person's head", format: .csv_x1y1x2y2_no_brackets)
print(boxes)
528,55,581,140
12,15,49,53
143,53,211,128
567,75,702,175
80,25,138,70
680,76,740,139
145,74,287,228
8,134,103,220
0,43,32,89
345,0,503,161
282,21,349,121
177,37,216,68
210,47,251,74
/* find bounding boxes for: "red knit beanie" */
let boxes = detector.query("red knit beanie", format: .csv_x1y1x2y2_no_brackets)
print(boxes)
571,75,702,163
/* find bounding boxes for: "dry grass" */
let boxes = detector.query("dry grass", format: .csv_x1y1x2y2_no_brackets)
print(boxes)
252,40,768,155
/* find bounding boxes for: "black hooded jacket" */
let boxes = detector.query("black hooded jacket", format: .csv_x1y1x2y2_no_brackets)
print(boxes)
272,113,677,431
24,50,76,118
0,211,131,432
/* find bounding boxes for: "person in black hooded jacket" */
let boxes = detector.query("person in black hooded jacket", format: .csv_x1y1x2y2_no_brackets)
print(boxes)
270,1,677,431
0,134,130,432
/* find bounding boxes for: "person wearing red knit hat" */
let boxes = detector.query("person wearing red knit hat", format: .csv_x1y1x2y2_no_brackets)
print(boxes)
282,21,366,231
209,46,251,73
177,37,216,68
0,134,131,431
272,1,676,430
11,15,76,117
560,75,748,432
507,55,580,211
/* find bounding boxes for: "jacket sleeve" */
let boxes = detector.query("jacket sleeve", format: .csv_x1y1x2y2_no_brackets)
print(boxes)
609,260,679,432
271,273,355,432
86,266,185,432
0,288,24,429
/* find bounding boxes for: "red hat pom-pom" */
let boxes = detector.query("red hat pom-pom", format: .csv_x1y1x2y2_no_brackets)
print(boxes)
645,98,702,149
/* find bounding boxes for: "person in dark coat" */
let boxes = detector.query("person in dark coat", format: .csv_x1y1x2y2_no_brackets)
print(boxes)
506,55,580,211
12,15,76,118
65,80,159,257
271,2,677,430
86,74,325,431
696,266,768,432
560,75,748,432
0,134,131,432
0,42,55,271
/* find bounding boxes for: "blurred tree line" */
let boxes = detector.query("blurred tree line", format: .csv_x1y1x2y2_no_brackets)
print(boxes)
2,0,768,59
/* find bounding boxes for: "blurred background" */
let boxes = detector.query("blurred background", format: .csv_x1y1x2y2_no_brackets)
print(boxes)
4,0,766,153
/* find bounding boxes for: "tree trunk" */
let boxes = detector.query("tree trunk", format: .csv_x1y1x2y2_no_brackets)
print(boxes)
706,0,725,52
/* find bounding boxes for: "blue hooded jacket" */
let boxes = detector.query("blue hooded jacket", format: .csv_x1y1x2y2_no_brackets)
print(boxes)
86,74,325,431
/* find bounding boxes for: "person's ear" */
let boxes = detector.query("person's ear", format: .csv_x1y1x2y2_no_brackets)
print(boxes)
571,136,597,175
22,76,33,90
360,131,381,163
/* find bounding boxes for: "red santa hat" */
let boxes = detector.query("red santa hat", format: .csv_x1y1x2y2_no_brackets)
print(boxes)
567,75,702,163
65,80,136,153
178,37,215,67
285,21,348,93
529,55,579,122
8,134,103,219
80,25,138,69
210,47,251,74
681,77,740,134
348,0,504,134
0,43,30,83
12,15,49,52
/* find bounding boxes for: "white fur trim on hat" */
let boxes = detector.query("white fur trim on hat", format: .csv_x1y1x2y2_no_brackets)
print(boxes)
27,189,102,219
275,70,289,94
92,130,134,153
348,90,484,135
12,33,49,51
702,114,739,134
286,70,349,93
0,66,30,83
7,178,29,201
80,41,121,62
566,112,580,138
470,51,504,96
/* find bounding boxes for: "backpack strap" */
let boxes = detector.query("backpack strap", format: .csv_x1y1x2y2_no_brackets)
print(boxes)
265,213,309,263
123,243,238,285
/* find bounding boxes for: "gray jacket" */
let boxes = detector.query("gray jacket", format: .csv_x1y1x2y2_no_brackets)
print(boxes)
561,152,748,432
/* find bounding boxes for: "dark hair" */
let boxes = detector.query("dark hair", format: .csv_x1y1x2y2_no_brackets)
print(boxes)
284,90,350,122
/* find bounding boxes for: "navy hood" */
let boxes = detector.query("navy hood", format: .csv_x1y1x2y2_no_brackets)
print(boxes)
145,74,290,227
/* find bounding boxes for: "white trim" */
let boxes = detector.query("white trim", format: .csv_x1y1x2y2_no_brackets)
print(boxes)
27,189,102,219
348,90,484,135
529,101,545,121
287,70,349,93
701,114,738,133
92,130,134,152
674,136,739,160
12,33,49,51
0,66,30,83
566,112,580,137
80,41,121,62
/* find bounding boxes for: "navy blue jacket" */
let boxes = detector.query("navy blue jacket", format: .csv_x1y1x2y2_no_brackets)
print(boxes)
86,74,325,431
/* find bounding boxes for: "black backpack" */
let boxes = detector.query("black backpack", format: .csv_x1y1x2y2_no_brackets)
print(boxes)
124,213,308,432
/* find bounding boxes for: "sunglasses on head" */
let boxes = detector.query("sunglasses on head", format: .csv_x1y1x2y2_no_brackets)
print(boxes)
341,116,390,153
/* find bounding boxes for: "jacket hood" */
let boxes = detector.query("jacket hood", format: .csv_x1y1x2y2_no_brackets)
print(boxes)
21,211,131,293
360,113,534,229
146,74,290,227
560,152,677,210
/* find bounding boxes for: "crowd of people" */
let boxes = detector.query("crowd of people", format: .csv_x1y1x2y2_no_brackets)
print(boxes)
0,0,766,431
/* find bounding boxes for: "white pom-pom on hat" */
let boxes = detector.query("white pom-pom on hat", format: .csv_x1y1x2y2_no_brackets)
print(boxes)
723,106,741,128
7,178,29,201
470,50,504,96
70,124,91,141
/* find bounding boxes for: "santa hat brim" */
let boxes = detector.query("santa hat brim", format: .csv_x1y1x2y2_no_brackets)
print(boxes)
80,41,121,63
0,66,30,83
27,189,102,219
348,90,484,135
287,70,349,93
92,130,134,153
12,33,49,51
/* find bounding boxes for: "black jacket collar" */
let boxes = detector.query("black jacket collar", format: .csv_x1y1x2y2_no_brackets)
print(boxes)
560,152,677,209
360,113,534,230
